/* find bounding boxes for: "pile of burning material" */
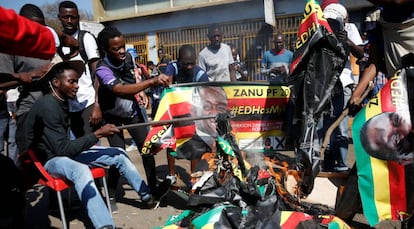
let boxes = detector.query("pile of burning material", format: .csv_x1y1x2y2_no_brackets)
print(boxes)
156,151,349,229
155,114,349,228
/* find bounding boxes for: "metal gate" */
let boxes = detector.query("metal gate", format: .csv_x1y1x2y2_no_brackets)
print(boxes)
124,33,149,66
157,14,302,81
123,14,302,81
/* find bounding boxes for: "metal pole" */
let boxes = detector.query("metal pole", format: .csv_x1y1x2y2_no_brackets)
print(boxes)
115,114,217,130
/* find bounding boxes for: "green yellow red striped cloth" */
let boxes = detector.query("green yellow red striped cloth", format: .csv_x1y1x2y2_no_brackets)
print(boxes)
352,70,414,226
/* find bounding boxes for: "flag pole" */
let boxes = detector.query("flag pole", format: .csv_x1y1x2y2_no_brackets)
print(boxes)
115,114,217,130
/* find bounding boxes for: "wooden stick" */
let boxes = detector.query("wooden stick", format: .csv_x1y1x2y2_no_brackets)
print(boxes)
320,81,375,157
115,114,216,130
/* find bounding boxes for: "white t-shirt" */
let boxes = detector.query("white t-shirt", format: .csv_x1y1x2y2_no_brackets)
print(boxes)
67,31,100,112
345,23,363,46
198,43,234,82
340,23,363,88
6,88,19,103
46,26,60,48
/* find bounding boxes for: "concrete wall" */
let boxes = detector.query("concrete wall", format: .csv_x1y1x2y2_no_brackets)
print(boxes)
102,0,373,36
105,1,266,34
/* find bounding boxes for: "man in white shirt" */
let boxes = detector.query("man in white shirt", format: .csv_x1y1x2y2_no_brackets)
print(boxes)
58,1,102,138
321,3,364,172
199,24,236,82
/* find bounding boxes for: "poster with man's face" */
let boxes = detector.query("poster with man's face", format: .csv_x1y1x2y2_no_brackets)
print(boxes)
142,83,290,156
352,69,414,226
355,69,413,163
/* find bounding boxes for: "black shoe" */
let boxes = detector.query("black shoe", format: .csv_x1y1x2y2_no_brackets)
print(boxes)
109,198,118,214
154,181,170,201
142,195,155,209
321,167,335,173
99,225,114,229
99,226,123,229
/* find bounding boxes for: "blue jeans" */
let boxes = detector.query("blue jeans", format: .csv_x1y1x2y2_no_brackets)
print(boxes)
7,102,17,165
104,112,157,192
44,146,151,228
337,86,352,167
7,117,17,164
0,118,7,153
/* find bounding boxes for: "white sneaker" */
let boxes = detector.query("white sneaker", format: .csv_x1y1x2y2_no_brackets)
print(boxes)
166,175,177,185
126,144,138,152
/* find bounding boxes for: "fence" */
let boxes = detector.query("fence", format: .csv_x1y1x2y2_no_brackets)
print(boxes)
125,14,302,81
124,33,149,66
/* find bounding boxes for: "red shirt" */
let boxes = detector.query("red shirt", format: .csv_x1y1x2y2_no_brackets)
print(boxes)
0,6,56,60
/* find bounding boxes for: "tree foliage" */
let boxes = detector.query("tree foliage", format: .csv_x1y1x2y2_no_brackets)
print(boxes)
40,0,93,32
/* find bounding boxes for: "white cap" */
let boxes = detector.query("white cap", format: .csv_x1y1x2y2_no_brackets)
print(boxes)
323,3,347,21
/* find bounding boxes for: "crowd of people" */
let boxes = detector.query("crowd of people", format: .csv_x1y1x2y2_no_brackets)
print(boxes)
0,0,413,228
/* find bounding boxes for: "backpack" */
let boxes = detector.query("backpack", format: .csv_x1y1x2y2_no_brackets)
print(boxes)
97,53,138,118
171,62,204,83
78,30,99,85
78,30,97,64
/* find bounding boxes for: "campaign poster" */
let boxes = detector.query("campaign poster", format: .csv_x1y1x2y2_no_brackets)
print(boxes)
352,69,414,226
142,82,290,157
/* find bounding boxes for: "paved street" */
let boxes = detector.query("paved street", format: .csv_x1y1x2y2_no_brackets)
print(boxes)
25,134,402,229
26,143,191,229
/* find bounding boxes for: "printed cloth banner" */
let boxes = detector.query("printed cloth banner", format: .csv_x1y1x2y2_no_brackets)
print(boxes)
352,69,414,226
142,82,290,157
289,0,332,75
158,210,351,229
286,0,347,195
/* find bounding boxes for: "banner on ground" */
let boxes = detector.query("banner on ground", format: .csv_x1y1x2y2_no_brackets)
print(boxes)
352,69,414,226
142,82,290,156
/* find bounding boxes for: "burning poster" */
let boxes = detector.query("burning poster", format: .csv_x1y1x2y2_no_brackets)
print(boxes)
352,69,414,226
142,83,290,157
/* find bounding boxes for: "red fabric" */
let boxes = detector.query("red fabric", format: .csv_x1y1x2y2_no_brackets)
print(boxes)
0,6,56,60
271,48,287,55
281,212,313,228
388,162,408,221
321,0,339,10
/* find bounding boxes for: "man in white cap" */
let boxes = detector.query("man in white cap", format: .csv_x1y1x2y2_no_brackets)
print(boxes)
319,2,364,172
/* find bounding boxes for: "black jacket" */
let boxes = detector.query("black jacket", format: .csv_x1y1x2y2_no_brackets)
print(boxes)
25,94,98,162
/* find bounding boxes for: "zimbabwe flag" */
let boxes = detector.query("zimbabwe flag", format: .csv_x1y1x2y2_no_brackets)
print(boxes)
142,86,194,155
352,69,414,226
280,211,351,229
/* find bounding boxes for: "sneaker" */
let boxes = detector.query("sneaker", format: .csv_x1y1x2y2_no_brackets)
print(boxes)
100,226,123,229
126,144,138,152
142,194,155,208
165,175,177,186
109,198,119,214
